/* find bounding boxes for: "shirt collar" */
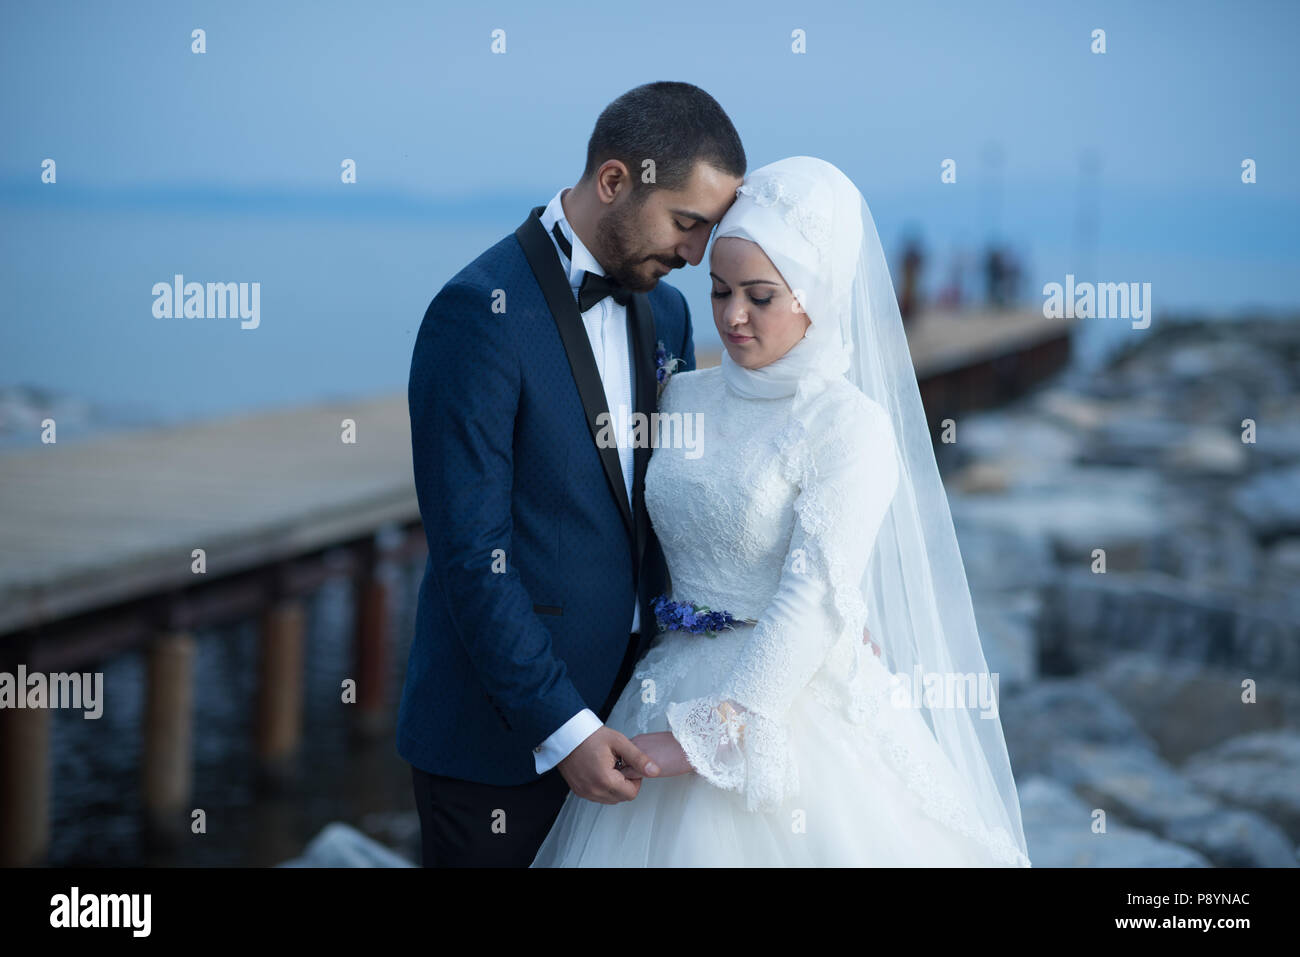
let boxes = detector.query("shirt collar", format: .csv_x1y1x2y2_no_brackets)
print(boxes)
540,188,606,291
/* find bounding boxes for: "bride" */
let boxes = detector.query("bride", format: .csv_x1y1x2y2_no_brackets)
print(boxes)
531,157,1032,867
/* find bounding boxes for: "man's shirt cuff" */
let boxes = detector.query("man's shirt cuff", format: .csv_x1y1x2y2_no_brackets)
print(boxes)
533,708,602,774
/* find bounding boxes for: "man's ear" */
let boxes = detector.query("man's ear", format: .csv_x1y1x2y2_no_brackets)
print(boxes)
594,159,632,205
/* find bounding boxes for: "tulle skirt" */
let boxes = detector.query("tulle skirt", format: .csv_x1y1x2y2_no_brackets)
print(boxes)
531,644,1013,867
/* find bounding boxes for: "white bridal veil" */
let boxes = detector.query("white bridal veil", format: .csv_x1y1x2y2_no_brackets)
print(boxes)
713,156,1031,866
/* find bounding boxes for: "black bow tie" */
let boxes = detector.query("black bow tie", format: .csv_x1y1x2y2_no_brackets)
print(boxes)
552,221,632,311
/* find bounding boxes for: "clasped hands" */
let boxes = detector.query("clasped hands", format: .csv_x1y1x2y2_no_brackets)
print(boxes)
556,724,693,805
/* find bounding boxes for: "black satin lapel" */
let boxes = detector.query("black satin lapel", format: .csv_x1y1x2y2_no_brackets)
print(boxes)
515,207,634,541
630,291,658,574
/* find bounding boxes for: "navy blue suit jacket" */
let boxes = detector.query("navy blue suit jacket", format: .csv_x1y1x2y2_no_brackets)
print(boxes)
397,206,696,785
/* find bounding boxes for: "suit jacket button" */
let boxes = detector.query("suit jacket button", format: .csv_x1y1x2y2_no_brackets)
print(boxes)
533,746,543,753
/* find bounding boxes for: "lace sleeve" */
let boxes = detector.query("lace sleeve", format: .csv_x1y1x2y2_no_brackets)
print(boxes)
665,396,900,811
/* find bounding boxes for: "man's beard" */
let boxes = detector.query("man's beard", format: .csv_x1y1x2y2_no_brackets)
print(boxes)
594,200,682,292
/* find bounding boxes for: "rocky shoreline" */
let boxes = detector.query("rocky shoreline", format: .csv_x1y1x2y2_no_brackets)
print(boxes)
947,315,1300,866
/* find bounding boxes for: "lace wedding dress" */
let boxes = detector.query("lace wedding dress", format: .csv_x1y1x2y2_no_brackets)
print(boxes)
530,366,1031,867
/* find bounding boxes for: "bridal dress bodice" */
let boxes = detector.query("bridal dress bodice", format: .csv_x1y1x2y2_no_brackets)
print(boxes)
638,366,1031,867
641,364,896,807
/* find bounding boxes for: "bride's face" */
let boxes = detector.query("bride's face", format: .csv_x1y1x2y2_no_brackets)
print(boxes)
709,237,810,369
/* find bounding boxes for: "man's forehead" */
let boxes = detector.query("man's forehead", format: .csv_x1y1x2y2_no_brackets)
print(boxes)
663,166,742,220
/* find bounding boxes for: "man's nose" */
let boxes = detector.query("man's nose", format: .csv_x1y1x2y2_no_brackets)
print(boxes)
676,228,710,267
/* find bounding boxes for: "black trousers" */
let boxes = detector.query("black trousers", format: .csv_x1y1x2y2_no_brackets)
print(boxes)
411,631,642,868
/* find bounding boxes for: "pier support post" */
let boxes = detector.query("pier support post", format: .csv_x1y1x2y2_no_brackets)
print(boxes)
352,538,390,738
142,630,195,849
255,598,305,790
0,687,51,867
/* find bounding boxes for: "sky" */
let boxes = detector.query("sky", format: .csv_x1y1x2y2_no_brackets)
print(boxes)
3,0,1296,194
0,0,1297,422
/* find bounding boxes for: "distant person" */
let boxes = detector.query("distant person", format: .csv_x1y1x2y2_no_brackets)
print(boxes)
984,246,1006,308
898,238,925,321
936,255,964,310
1003,250,1022,305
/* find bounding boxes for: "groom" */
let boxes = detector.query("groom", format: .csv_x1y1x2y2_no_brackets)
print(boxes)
397,81,746,867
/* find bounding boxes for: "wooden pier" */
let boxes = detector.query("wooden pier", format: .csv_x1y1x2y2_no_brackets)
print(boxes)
0,395,426,865
0,308,1073,866
907,308,1077,433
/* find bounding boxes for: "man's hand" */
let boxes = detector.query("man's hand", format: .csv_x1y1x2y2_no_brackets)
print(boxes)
557,725,659,804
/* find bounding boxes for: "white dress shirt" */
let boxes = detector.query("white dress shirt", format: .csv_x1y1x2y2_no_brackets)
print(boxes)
532,187,642,773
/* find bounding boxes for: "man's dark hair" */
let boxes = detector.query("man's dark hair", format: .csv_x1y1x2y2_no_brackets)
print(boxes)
582,81,746,195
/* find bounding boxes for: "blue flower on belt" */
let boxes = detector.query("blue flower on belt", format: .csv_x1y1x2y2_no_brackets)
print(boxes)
652,594,741,638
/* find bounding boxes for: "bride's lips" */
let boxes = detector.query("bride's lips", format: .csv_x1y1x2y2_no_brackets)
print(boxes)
726,332,755,343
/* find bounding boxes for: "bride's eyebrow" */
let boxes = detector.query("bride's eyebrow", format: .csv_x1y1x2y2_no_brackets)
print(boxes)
709,272,779,287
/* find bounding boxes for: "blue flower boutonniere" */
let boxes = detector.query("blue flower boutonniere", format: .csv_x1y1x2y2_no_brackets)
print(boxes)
654,340,683,404
652,593,744,638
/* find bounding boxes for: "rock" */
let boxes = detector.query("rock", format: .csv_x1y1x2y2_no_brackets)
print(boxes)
949,466,1169,571
1079,418,1193,468
1000,678,1159,776
1145,519,1260,590
278,822,416,867
949,460,1012,494
1018,775,1211,867
1161,810,1297,868
1032,389,1109,432
1165,426,1250,475
1232,465,1300,542
954,519,1057,593
1045,742,1218,828
1038,571,1300,681
1163,342,1230,380
1015,734,1291,866
1078,417,1248,475
1162,340,1293,399
1092,651,1300,763
944,409,1082,478
1264,538,1300,596
971,590,1040,687
1244,421,1300,469
357,809,422,861
1182,731,1300,842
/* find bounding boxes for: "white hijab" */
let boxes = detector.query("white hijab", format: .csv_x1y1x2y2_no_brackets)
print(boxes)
714,156,861,400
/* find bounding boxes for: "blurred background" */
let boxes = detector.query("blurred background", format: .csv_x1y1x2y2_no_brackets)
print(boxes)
1,0,1297,867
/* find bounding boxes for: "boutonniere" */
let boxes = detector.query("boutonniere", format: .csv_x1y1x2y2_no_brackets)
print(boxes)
654,340,683,403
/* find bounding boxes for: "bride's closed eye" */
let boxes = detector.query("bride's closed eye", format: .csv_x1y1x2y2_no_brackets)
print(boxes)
711,287,774,307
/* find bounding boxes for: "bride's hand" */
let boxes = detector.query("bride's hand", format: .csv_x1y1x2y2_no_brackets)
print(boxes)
621,732,693,778
863,625,882,657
